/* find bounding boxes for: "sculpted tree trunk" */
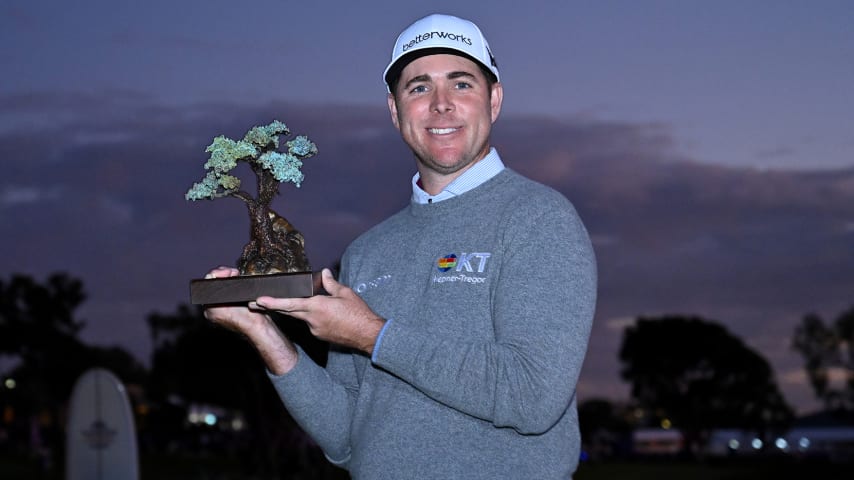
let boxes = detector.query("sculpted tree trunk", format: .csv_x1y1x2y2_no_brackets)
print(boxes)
240,202,310,275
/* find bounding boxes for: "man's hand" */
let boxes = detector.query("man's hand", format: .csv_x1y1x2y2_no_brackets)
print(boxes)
202,266,299,375
203,266,270,335
255,268,386,355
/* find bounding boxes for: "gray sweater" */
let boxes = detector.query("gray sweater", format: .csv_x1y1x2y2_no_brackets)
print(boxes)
270,168,597,479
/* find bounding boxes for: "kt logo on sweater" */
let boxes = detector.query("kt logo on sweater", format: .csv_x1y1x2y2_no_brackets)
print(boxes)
436,252,491,273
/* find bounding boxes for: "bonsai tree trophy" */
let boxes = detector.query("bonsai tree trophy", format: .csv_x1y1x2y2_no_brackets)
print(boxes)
186,120,319,304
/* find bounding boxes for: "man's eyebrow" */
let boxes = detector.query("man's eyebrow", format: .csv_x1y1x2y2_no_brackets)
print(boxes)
447,70,477,81
402,74,431,91
402,70,479,91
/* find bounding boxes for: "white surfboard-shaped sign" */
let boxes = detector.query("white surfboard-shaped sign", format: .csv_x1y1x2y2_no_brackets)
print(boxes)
66,368,139,480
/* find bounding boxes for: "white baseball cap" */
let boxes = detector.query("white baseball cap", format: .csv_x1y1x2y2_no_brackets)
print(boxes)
383,13,500,92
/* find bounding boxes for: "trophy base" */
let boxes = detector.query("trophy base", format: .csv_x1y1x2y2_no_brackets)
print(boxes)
190,271,321,305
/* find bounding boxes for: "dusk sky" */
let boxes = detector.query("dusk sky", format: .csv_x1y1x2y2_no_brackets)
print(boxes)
2,0,853,414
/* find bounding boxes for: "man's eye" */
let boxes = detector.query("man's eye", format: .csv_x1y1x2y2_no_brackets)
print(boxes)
410,85,428,94
455,82,472,89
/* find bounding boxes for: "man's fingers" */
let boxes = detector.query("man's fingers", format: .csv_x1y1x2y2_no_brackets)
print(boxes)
320,268,343,295
205,266,239,279
256,296,303,313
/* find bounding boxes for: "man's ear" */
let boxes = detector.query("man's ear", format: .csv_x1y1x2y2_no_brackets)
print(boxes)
490,82,503,124
387,93,401,130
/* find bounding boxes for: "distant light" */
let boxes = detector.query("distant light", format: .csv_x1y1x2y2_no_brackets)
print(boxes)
204,413,217,426
188,412,201,424
660,418,672,429
798,437,810,450
775,438,788,450
728,439,740,450
231,417,245,431
4,378,15,390
751,438,763,450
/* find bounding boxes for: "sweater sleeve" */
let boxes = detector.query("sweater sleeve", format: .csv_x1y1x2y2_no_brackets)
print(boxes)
371,196,597,434
267,345,358,465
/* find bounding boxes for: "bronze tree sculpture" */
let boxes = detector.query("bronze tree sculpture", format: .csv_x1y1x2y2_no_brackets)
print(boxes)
186,120,317,276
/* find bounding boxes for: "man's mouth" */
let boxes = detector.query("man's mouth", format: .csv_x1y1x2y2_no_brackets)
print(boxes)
428,127,459,135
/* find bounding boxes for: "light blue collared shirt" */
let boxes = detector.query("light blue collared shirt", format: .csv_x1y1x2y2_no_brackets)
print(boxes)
410,148,506,204
372,148,505,362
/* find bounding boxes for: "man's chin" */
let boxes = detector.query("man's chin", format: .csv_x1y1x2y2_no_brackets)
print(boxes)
419,157,473,176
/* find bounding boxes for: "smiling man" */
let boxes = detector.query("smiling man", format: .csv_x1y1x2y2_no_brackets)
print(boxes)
204,13,597,479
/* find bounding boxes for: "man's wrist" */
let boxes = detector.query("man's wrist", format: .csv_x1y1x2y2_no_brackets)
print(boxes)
252,317,299,375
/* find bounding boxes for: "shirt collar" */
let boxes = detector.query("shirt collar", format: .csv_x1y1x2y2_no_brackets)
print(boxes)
411,148,505,204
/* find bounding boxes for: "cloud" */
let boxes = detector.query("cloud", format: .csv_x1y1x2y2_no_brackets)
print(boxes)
756,146,797,160
0,185,61,207
2,91,852,413
781,367,850,391
604,316,636,333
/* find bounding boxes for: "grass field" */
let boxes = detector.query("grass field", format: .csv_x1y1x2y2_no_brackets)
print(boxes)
575,458,853,480
3,454,851,479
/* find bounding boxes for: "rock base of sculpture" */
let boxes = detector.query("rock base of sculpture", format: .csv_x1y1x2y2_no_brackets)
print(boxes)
190,271,321,305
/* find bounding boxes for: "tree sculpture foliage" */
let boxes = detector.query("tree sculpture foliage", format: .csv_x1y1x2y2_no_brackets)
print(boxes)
619,315,793,450
186,120,317,275
793,306,854,411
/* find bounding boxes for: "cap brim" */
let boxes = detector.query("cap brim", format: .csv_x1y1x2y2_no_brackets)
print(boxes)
384,47,497,92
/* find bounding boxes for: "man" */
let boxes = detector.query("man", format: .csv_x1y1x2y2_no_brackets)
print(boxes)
205,13,597,479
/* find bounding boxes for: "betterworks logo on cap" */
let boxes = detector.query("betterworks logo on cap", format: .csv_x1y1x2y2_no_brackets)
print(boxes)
401,30,473,53
383,13,499,90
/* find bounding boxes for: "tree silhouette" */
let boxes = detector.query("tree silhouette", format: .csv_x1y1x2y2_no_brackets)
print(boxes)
185,120,317,275
578,398,632,460
146,303,344,479
0,273,85,353
0,273,97,409
792,306,854,411
619,315,793,453
0,273,146,471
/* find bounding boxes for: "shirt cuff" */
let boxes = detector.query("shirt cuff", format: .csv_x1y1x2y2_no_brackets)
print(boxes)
371,319,392,363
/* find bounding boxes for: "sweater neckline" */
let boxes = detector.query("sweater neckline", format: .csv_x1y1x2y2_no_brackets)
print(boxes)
408,169,514,218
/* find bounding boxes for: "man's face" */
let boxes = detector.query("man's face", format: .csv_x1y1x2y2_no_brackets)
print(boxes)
387,54,503,191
